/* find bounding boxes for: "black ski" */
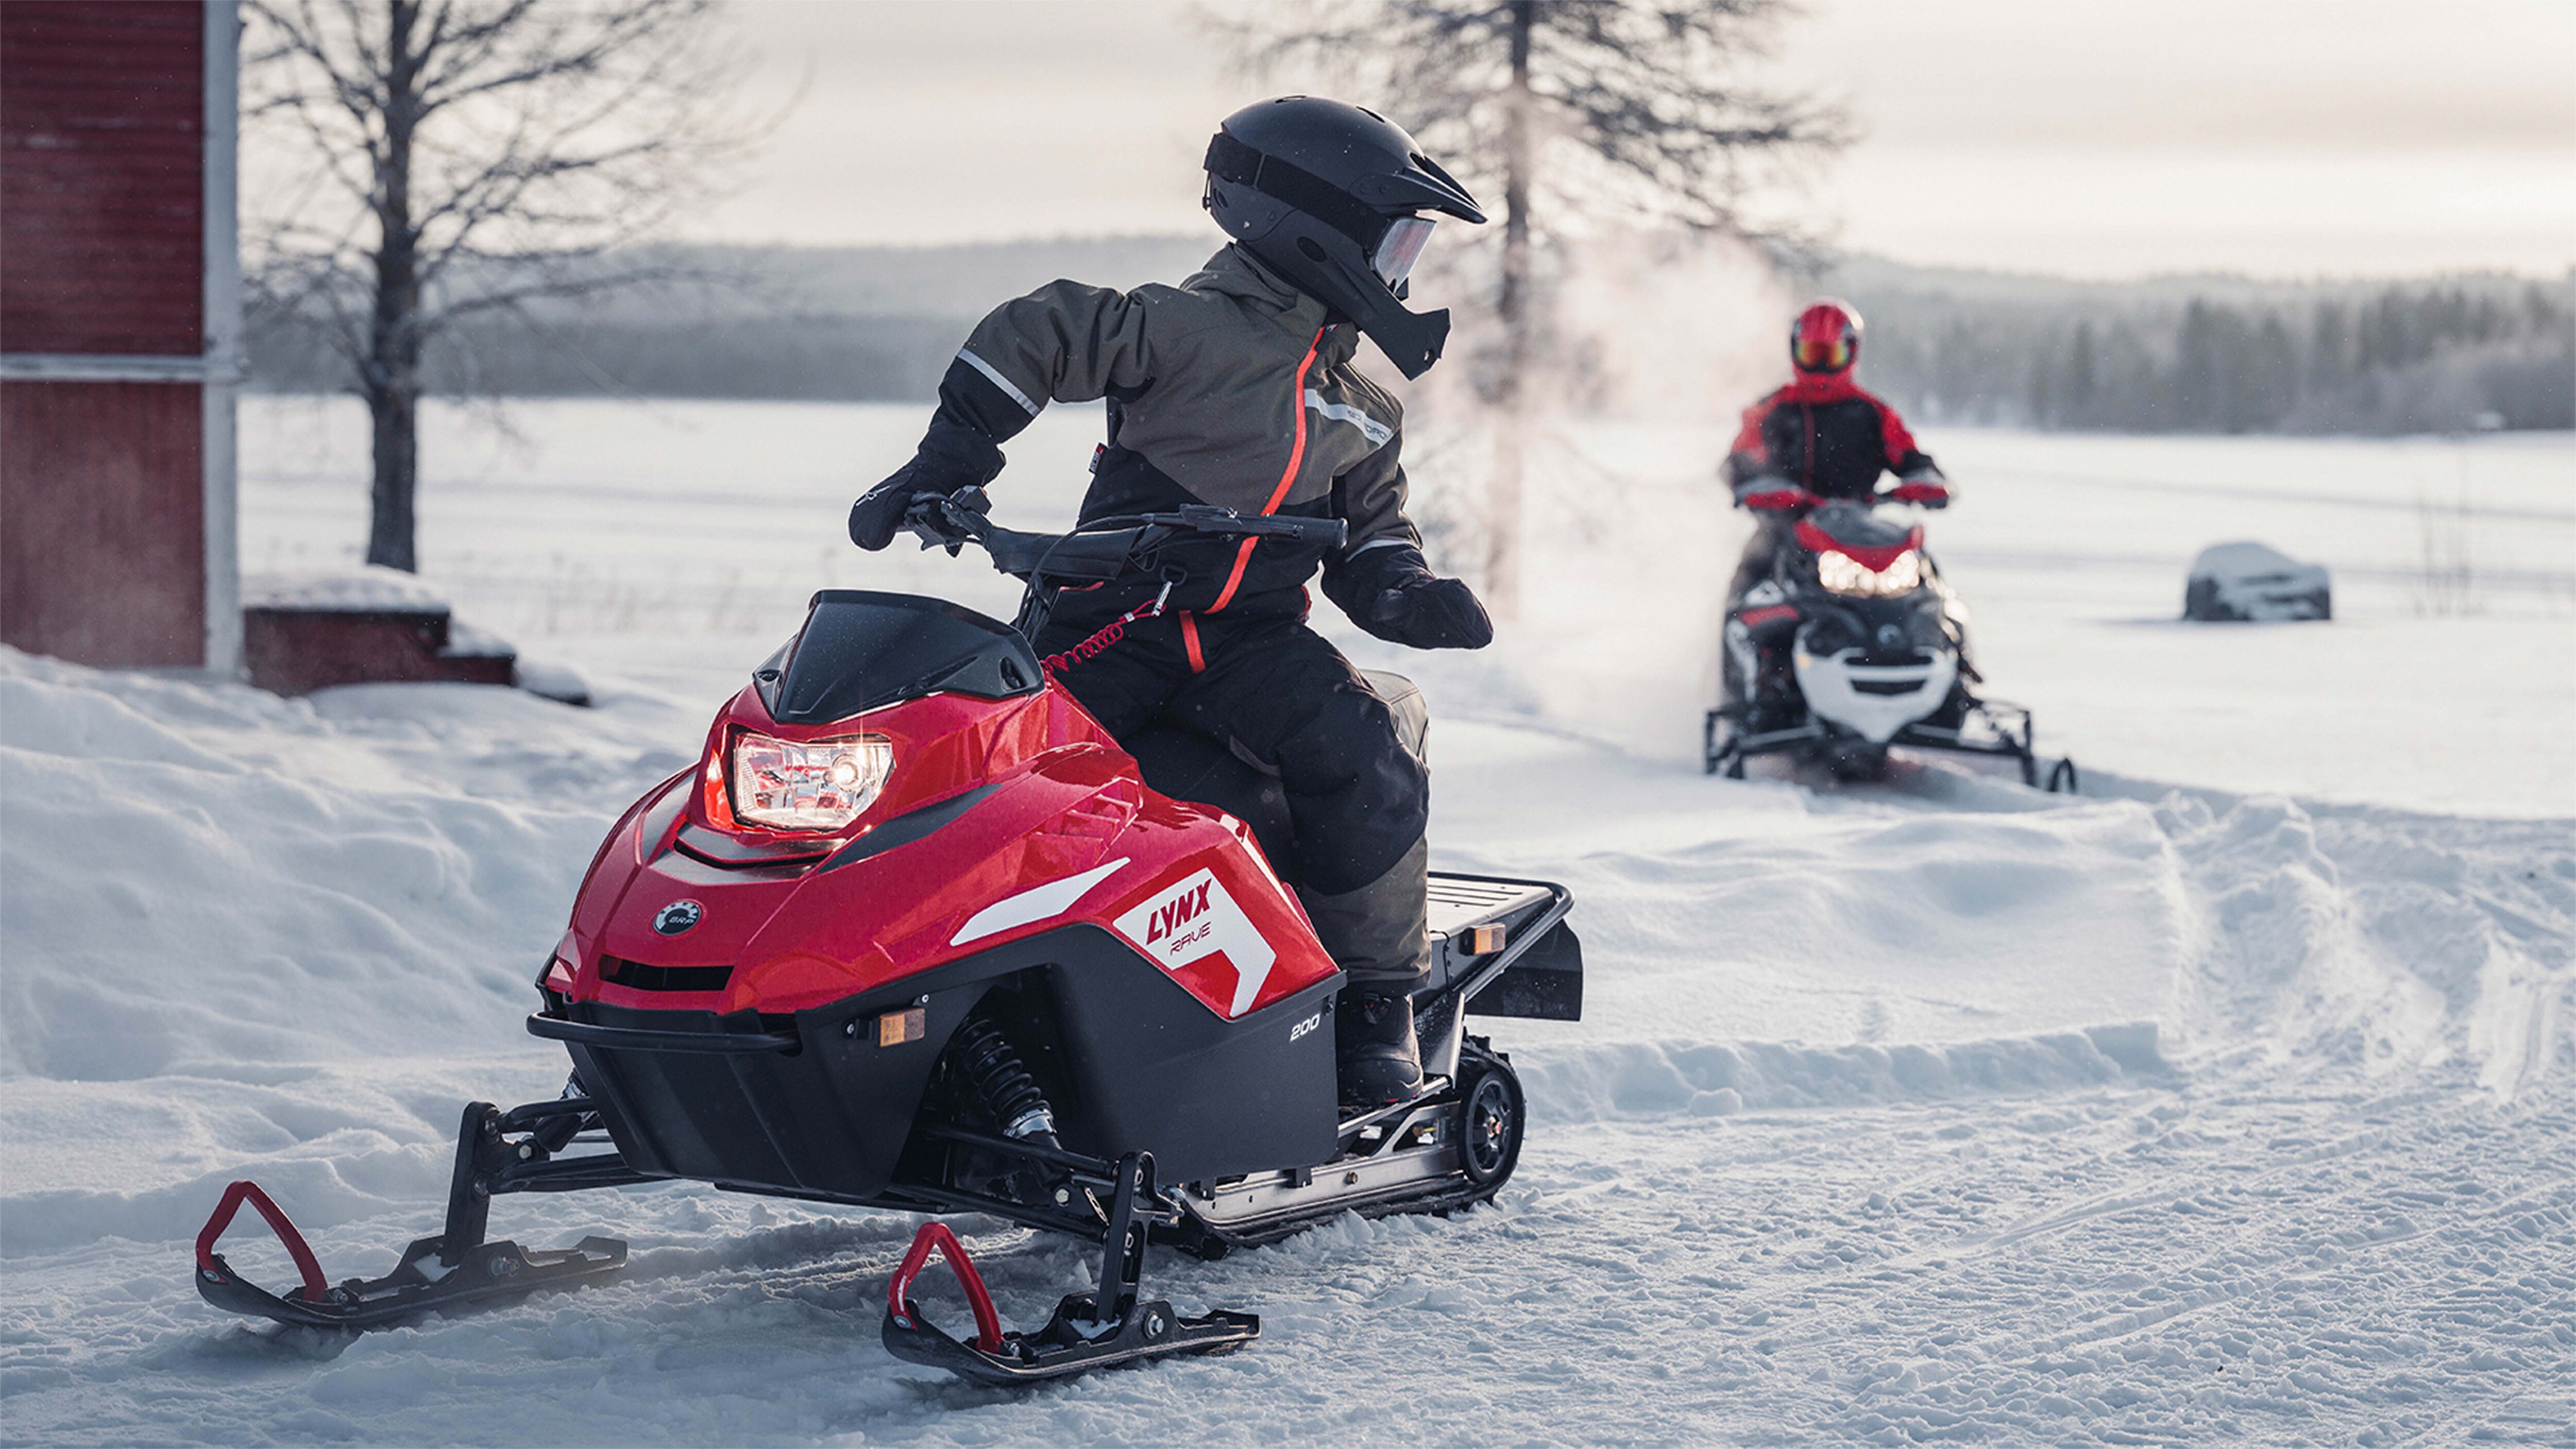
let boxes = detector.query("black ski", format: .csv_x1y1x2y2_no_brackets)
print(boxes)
880,1152,1259,1382
198,1230,627,1330
194,1099,642,1332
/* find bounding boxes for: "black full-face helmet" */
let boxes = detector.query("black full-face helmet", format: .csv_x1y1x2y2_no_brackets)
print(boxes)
1202,96,1485,379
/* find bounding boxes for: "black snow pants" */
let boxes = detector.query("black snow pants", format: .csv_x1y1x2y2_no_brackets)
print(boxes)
1726,517,1795,610
1720,519,1796,712
1033,608,1431,991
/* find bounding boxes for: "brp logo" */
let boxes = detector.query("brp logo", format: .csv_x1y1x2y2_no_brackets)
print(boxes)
653,899,703,935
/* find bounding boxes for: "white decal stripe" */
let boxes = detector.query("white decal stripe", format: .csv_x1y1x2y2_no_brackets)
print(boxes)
956,348,1042,417
1111,868,1279,1018
950,857,1130,946
1302,388,1393,447
1346,537,1408,557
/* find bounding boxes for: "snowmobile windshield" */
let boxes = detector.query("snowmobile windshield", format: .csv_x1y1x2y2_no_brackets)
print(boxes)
1804,502,1914,551
760,591,1042,725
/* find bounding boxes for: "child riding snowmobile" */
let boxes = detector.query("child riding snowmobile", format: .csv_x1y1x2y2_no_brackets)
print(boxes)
850,95,1493,1108
188,97,1588,1389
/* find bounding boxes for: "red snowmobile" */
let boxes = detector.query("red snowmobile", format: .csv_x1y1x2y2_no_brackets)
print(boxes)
194,491,1581,1385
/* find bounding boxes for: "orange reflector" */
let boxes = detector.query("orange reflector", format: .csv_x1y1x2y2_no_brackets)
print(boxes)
1464,924,1506,954
877,1008,926,1047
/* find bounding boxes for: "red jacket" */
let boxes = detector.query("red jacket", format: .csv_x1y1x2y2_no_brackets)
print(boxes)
1722,372,1942,502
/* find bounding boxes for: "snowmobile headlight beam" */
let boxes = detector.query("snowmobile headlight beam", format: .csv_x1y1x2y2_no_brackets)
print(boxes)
729,731,894,831
1816,548,1923,599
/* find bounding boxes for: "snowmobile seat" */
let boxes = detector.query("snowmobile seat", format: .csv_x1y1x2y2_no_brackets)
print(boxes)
1358,669,1429,765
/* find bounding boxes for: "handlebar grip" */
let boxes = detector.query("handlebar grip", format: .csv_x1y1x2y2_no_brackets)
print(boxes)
1253,515,1349,548
1137,506,1347,550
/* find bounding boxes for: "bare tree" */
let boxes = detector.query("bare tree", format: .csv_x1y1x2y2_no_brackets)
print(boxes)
243,0,757,571
1215,0,1849,616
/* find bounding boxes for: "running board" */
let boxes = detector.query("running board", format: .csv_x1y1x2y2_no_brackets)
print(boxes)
1184,1094,1477,1247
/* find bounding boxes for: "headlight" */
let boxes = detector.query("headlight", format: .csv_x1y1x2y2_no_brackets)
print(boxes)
1816,549,1923,598
730,731,893,831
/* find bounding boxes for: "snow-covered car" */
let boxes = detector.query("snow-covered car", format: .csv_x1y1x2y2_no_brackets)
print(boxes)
2182,540,2332,622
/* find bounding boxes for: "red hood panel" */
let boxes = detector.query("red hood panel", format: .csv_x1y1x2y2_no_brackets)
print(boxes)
1796,518,1923,574
558,684,1337,1022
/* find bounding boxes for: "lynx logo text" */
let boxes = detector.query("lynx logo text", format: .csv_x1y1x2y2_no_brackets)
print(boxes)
1143,881,1213,952
1113,868,1277,1018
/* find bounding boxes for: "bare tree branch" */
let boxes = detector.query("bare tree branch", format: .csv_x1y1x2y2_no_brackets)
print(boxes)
239,0,771,569
1205,0,1851,613
1210,0,1849,246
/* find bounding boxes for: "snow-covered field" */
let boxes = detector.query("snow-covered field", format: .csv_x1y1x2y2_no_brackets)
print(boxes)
3,399,2571,1445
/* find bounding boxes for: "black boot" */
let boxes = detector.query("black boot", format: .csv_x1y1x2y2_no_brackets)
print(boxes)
1336,990,1423,1106
1747,655,1801,734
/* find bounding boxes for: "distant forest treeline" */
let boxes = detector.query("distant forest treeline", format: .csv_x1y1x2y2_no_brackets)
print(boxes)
242,237,1216,405
1831,262,2573,433
245,240,2573,434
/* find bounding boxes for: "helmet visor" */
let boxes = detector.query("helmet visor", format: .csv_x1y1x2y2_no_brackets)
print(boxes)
1371,216,1435,287
1793,333,1854,372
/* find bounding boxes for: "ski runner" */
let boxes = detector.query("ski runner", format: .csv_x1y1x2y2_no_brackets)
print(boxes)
1719,299,1955,725
849,96,1492,1106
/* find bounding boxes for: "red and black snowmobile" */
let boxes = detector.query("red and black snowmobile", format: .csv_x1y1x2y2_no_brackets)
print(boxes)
1704,498,2076,791
195,492,1580,1385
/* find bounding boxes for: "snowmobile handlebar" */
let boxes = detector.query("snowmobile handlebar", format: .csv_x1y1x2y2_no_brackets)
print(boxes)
1743,484,1952,518
904,488,1348,582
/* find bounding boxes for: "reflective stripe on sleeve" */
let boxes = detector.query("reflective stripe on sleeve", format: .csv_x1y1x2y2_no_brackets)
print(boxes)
956,348,1042,417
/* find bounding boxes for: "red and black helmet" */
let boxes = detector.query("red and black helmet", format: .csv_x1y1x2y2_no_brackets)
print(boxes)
1790,298,1862,375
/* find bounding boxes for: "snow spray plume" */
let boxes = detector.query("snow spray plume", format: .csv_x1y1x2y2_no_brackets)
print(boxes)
1365,232,1799,760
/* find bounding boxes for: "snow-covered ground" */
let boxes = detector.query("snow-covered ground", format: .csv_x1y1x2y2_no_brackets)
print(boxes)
2,399,2570,1445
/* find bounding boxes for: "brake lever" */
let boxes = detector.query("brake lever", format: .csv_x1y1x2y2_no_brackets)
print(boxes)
905,486,999,557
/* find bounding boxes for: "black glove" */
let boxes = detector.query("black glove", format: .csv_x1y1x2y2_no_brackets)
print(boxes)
1369,574,1494,649
849,420,1005,551
1327,542,1493,649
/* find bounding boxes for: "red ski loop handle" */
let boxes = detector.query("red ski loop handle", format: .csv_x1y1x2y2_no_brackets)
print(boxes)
886,1221,1003,1354
196,1180,329,1304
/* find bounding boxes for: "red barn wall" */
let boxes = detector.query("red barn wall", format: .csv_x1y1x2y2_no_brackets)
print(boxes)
0,1,212,668
0,383,206,662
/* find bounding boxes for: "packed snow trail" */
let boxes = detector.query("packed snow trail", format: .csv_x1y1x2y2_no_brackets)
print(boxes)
6,410,2570,1442
3,648,2570,1446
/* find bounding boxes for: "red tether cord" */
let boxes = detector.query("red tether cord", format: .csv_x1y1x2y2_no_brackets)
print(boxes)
1040,578,1174,679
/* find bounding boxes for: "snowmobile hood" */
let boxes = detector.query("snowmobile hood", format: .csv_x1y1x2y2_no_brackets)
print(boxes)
1797,507,1923,574
556,657,1339,1022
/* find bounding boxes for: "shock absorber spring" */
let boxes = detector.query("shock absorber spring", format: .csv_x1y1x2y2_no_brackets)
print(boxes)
949,1013,1059,1146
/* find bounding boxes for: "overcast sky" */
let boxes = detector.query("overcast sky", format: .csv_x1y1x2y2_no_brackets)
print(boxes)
696,0,2575,279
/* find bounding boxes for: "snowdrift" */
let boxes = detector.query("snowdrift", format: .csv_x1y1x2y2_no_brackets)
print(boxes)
0,651,693,1081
